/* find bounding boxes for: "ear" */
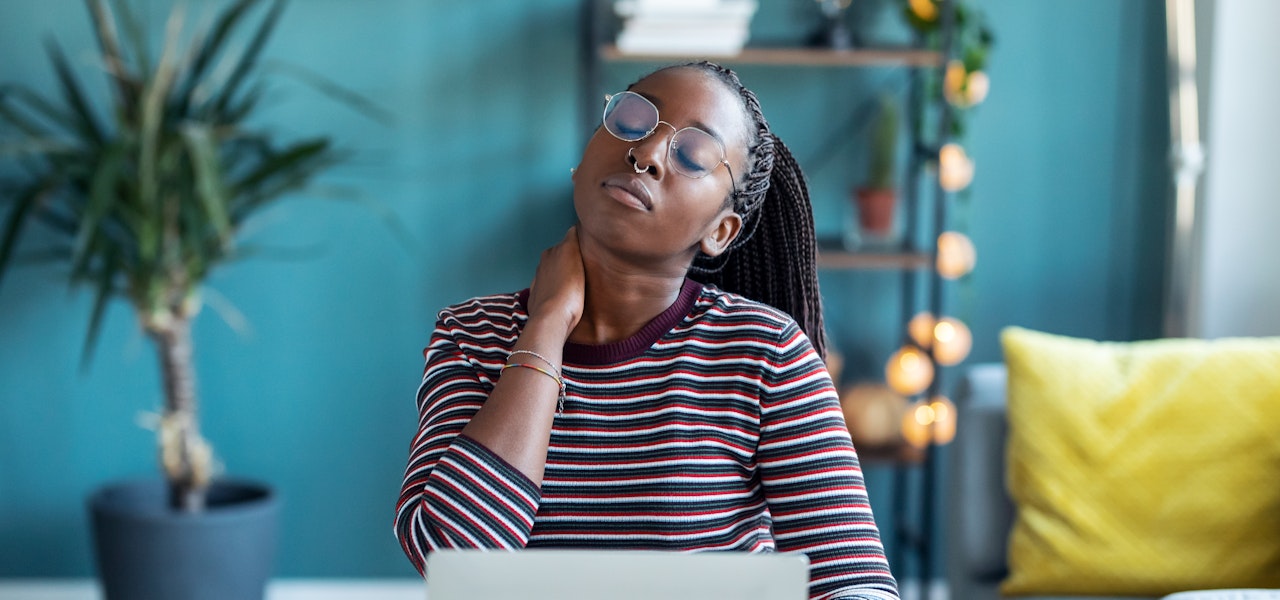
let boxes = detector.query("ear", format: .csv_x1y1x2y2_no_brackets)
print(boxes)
699,210,743,258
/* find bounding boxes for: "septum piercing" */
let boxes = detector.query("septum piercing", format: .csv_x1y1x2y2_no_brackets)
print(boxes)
628,148,646,173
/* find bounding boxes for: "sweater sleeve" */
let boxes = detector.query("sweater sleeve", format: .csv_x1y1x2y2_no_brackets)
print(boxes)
393,315,542,575
757,321,900,600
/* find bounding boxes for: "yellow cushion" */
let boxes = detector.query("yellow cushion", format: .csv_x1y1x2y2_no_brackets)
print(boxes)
1000,327,1280,596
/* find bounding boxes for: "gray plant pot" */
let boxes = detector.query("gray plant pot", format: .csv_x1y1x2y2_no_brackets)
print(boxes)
88,479,279,600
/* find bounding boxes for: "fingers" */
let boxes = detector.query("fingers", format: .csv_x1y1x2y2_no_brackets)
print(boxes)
544,226,576,254
532,226,579,293
561,225,580,255
566,226,583,259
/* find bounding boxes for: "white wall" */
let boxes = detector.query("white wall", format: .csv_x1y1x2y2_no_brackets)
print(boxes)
1192,0,1280,337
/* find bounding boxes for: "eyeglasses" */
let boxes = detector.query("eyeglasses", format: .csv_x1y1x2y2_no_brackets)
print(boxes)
602,91,738,196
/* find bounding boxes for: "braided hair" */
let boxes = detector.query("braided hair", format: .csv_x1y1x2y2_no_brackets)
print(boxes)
640,62,828,359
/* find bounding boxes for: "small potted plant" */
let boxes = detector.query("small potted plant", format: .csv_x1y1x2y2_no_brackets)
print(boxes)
0,1,374,597
853,95,900,246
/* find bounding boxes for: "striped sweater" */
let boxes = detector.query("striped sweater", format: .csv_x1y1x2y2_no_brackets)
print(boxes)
395,279,899,600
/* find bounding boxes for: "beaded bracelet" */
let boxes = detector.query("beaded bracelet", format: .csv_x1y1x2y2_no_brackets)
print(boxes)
501,361,566,415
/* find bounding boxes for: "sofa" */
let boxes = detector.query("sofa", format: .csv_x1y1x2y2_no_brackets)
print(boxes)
945,329,1280,600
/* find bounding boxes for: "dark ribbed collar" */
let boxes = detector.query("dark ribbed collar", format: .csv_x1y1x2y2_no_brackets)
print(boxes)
515,278,703,366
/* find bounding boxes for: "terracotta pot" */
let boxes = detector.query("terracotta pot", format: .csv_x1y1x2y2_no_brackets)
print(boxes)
854,187,896,237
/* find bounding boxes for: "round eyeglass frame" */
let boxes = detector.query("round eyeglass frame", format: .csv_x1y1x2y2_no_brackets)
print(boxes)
602,91,738,197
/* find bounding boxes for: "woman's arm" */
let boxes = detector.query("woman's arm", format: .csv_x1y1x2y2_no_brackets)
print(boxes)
457,226,584,484
394,228,584,574
394,317,544,573
452,315,569,484
758,321,900,600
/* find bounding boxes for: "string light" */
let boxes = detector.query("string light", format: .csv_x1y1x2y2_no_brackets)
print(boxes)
904,312,972,367
944,60,991,109
885,345,934,397
898,395,959,447
932,317,972,366
901,400,933,448
929,395,957,444
839,383,906,448
937,231,977,279
939,143,974,192
909,312,936,349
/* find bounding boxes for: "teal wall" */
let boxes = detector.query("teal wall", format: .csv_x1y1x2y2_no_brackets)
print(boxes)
0,0,1167,580
962,0,1169,351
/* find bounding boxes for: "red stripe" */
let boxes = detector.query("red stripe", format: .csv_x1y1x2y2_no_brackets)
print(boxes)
569,403,757,420
537,505,763,518
432,464,530,540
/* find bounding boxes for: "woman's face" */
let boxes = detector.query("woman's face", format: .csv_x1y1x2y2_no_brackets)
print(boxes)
572,67,751,269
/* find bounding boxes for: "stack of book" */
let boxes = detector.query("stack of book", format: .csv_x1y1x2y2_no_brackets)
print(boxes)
614,0,758,57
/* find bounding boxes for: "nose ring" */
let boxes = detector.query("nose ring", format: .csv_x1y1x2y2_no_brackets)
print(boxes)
628,148,647,174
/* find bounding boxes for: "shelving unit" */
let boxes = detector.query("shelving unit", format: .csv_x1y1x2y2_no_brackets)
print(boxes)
581,1,957,592
598,44,942,67
816,240,933,271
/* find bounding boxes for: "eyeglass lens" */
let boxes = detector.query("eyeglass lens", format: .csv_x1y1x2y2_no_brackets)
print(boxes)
603,92,726,179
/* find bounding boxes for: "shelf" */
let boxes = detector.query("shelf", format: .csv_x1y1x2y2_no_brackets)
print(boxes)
856,442,927,466
599,45,943,68
817,249,932,271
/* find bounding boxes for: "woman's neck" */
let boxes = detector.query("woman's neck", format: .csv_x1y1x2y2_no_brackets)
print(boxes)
569,251,691,346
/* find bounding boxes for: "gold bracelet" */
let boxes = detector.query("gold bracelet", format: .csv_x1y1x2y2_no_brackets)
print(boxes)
501,362,566,415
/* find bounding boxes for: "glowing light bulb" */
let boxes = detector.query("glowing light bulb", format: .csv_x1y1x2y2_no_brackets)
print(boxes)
943,61,969,108
901,400,932,448
935,321,954,341
885,345,934,397
908,312,935,349
929,395,957,445
839,383,907,448
939,143,974,192
966,71,990,106
907,0,937,22
915,402,937,425
944,60,991,109
932,316,972,366
936,231,976,279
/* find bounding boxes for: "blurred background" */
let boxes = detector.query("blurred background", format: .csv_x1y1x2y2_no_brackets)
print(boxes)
0,0,1274,593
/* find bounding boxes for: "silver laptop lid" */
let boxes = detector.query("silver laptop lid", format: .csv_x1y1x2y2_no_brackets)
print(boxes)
426,549,810,600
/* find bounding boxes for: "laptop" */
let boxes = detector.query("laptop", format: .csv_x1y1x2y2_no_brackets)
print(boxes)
426,549,810,600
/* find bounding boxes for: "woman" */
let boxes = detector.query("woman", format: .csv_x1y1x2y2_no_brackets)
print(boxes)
395,62,899,600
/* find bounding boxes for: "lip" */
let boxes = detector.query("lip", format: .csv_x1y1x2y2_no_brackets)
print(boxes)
601,174,653,211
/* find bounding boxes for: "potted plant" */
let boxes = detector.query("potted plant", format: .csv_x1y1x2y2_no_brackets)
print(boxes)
902,0,995,139
0,1,367,597
853,95,900,245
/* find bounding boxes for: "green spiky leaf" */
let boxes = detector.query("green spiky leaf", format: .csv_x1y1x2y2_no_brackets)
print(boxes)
210,0,285,118
46,38,106,147
179,123,232,243
175,0,257,118
81,243,120,370
0,182,50,289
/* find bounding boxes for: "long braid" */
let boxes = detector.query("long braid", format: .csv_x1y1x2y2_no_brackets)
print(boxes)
671,62,829,360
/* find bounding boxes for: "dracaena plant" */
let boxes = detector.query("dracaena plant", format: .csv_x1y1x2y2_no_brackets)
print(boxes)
0,0,358,511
